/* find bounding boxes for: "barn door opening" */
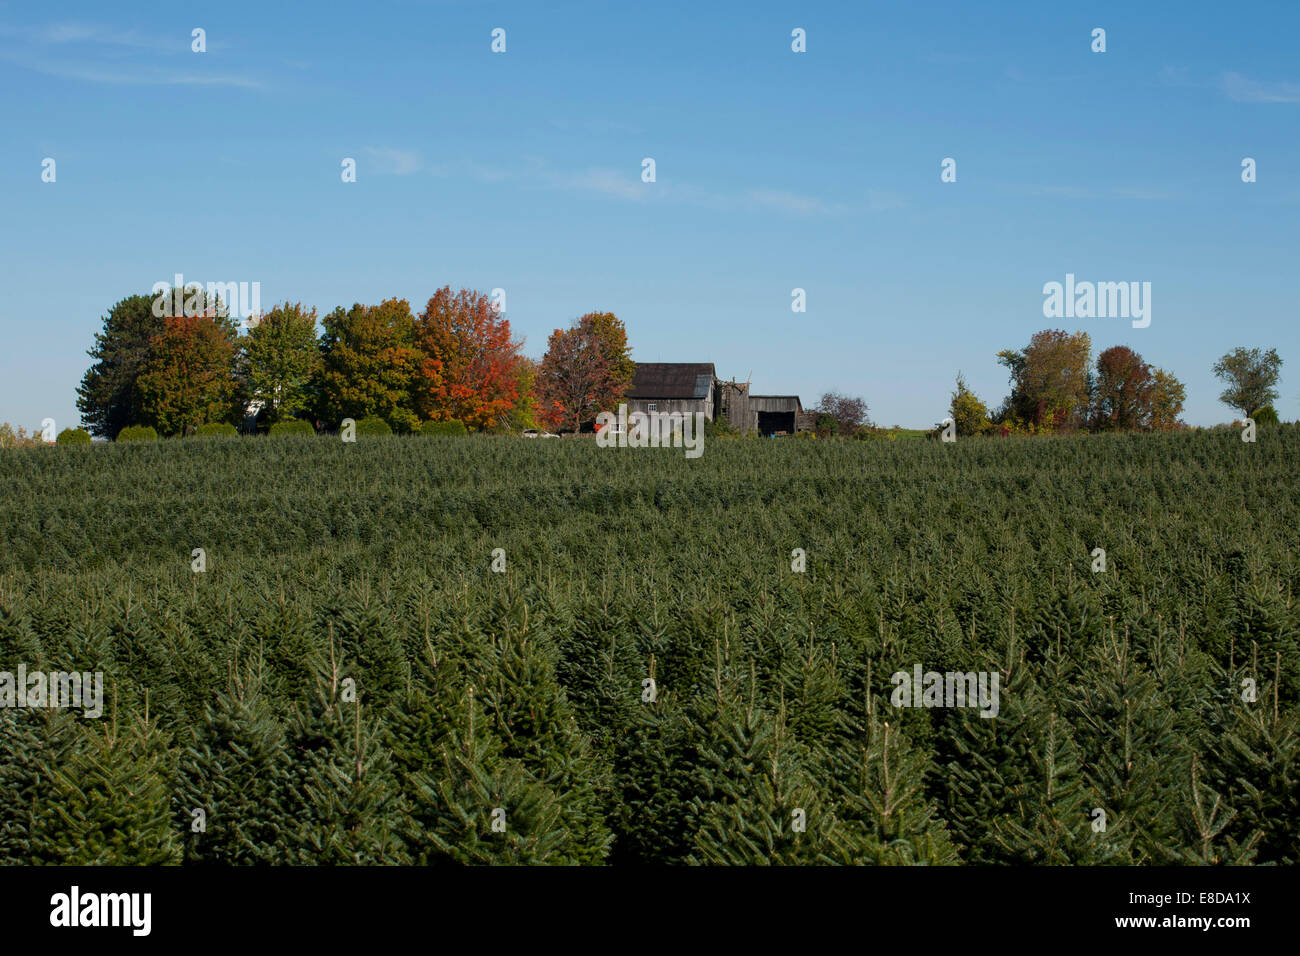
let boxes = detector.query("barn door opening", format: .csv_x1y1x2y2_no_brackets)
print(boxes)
757,411,794,436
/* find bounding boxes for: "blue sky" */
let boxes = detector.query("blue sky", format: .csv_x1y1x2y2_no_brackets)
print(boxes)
2,0,1298,431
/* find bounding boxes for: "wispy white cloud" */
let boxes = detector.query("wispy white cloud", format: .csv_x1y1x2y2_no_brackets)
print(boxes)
1020,184,1095,200
0,51,261,88
375,153,889,216
362,147,423,176
1014,184,1178,202
567,167,654,200
548,117,645,136
748,189,849,215
866,190,906,212
168,73,260,89
1158,65,1197,88
0,20,254,86
1223,71,1300,104
0,21,174,51
1111,187,1175,202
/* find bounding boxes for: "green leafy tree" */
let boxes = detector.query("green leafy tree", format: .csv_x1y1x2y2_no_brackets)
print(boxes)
76,294,161,439
503,358,538,432
245,303,321,425
949,373,991,436
56,427,92,445
577,311,635,398
77,289,233,438
315,298,421,432
1213,347,1283,419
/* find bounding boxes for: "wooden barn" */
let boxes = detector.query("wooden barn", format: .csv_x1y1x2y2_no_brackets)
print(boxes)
625,363,718,421
625,362,808,435
717,380,806,435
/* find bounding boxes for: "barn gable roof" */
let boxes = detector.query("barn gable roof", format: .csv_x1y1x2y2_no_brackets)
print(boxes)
751,395,803,409
627,362,716,400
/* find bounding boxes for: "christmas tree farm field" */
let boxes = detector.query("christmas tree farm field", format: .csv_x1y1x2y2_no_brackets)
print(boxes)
0,429,1297,864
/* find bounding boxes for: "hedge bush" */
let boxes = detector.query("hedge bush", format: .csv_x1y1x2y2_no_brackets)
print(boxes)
1253,406,1280,426
117,425,158,442
354,417,393,437
269,420,316,437
420,420,468,437
194,422,239,439
56,427,92,445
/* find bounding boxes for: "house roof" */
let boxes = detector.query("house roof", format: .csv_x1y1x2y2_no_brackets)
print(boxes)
627,363,716,400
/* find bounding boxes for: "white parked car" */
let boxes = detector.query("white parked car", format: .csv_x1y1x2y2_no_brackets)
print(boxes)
522,429,559,438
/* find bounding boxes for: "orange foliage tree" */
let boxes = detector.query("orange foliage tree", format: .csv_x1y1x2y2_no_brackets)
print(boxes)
413,287,523,430
135,313,241,436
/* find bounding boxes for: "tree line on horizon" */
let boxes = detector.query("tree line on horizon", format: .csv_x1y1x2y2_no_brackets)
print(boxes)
0,291,1285,447
942,330,1284,438
71,287,637,440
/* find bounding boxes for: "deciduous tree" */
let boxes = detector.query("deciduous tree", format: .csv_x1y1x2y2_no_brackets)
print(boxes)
1149,368,1186,431
77,290,230,439
413,287,523,431
577,311,635,397
814,390,870,435
997,330,1092,431
135,313,241,436
244,303,321,425
535,323,614,434
315,299,421,432
1092,345,1154,431
949,373,990,436
1213,347,1282,419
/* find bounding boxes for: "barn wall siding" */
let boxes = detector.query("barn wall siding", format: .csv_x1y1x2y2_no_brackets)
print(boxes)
625,398,713,420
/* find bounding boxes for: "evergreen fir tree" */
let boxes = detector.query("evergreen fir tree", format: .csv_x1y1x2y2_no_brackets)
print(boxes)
0,708,81,864
476,606,613,863
827,715,959,865
409,685,572,864
173,661,294,864
687,655,833,865
44,713,181,865
281,637,404,864
1069,627,1182,862
1167,754,1261,864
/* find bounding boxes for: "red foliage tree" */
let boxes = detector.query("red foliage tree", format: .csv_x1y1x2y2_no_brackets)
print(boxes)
413,287,523,430
1092,345,1155,431
536,324,613,434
